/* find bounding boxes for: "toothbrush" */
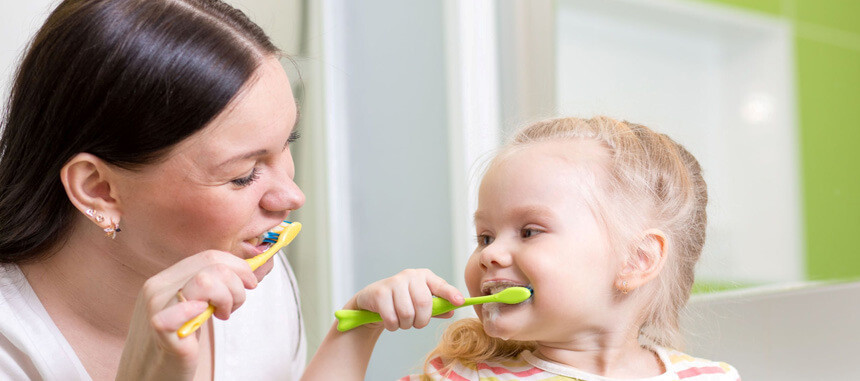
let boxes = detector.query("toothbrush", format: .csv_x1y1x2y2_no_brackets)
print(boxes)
334,286,532,332
177,220,302,338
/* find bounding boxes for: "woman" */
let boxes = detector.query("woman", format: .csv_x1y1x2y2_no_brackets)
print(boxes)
0,0,306,379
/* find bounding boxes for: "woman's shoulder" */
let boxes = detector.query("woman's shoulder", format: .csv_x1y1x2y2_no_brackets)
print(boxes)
660,347,741,380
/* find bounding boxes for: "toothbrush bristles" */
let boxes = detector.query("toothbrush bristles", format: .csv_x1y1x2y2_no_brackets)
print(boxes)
262,220,292,244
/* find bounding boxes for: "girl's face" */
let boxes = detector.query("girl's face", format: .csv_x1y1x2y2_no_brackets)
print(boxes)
464,139,623,343
113,57,305,277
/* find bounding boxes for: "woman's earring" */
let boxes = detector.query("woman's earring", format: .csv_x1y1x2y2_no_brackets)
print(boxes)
104,219,121,239
620,280,629,295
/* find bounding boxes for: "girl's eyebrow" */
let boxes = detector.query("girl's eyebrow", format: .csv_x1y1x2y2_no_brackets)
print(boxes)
508,205,556,221
473,205,557,223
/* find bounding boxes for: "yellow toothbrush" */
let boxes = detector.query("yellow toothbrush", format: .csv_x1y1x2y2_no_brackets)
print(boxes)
177,220,302,338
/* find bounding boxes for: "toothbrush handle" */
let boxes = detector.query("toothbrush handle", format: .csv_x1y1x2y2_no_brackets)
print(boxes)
335,297,460,332
178,305,215,338
176,222,303,338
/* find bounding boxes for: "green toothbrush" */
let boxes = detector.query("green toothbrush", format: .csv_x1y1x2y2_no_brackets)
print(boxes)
334,286,532,332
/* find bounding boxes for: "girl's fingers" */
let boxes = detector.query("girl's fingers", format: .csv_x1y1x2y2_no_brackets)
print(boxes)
435,311,455,319
424,272,464,306
409,280,433,329
392,284,416,330
374,292,398,331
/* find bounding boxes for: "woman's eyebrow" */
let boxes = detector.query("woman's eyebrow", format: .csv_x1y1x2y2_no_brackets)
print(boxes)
219,110,300,168
218,149,268,168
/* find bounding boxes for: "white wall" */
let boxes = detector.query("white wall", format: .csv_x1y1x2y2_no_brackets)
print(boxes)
0,1,56,105
683,281,860,380
554,0,802,285
326,0,455,378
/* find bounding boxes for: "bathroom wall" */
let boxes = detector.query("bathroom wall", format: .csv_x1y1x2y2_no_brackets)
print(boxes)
695,0,860,281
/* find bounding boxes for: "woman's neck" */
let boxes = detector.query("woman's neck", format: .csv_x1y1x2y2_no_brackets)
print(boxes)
19,225,150,339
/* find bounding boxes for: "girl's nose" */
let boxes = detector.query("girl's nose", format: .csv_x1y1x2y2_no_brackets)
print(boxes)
479,240,513,269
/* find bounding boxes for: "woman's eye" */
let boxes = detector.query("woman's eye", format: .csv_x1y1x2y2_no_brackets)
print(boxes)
231,167,260,187
476,234,494,246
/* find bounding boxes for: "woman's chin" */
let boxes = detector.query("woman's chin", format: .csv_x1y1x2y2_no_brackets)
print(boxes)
252,256,275,281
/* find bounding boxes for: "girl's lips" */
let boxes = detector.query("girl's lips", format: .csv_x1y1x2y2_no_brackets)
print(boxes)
480,279,531,296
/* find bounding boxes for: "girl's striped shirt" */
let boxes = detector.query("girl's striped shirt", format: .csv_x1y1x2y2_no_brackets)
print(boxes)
399,347,740,381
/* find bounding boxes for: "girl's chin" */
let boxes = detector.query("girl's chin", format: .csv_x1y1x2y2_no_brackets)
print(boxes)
480,308,522,341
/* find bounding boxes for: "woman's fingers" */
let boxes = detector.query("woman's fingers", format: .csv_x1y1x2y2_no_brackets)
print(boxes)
152,301,210,338
179,263,248,320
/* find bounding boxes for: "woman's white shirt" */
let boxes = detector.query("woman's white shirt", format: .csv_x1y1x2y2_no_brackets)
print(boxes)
0,253,306,380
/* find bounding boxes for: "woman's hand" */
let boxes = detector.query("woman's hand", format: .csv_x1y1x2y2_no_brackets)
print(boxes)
345,268,464,332
116,250,260,381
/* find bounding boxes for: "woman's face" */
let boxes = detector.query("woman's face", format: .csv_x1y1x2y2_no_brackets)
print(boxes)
113,56,304,276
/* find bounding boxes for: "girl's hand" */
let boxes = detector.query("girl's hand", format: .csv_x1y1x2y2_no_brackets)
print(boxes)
116,250,260,381
345,269,464,331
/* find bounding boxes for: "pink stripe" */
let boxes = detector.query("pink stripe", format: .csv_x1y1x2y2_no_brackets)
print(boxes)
476,362,544,377
678,366,726,379
429,357,471,381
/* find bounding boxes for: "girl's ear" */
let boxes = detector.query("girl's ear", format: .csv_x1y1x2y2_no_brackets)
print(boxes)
60,153,123,230
616,229,668,294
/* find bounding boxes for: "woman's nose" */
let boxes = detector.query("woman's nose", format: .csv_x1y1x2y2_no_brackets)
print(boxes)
260,156,305,212
479,240,513,269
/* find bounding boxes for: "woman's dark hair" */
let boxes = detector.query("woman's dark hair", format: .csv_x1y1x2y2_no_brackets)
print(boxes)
0,0,279,263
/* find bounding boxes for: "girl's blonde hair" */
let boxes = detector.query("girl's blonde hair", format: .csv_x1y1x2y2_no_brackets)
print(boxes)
424,116,708,376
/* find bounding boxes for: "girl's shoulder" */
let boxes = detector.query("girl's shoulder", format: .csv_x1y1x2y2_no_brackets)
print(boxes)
399,354,550,381
660,348,741,381
400,349,741,381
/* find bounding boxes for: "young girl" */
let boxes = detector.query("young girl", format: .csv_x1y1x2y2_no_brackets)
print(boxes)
303,116,740,380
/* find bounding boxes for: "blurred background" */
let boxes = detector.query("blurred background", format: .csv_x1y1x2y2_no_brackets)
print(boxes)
2,0,858,379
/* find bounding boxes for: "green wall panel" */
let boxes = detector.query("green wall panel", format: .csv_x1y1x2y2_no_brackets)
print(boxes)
795,36,860,280
694,0,782,15
688,0,860,281
796,0,860,36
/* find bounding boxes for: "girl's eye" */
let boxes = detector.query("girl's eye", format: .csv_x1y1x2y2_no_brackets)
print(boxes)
288,131,301,144
521,228,540,238
476,234,494,246
231,167,260,187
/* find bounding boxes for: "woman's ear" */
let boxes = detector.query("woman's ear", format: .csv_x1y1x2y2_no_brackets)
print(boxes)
616,229,668,294
60,153,123,231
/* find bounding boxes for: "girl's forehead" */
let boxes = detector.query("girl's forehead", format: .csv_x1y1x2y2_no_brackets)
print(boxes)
479,143,603,212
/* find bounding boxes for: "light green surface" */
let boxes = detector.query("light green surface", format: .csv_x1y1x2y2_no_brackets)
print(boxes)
695,0,783,15
689,0,860,282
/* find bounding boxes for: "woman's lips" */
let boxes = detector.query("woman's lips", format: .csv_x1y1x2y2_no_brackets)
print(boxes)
240,240,272,259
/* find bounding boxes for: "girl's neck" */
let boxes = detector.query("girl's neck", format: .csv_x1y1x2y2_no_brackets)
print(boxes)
532,332,665,378
19,225,151,339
